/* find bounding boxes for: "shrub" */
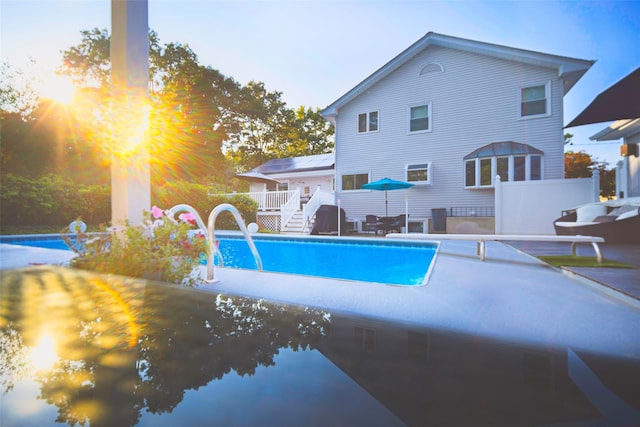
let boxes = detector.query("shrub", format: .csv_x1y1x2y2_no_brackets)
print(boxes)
65,207,208,286
153,181,258,230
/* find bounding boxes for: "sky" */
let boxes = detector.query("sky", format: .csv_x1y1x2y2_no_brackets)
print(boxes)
2,0,639,165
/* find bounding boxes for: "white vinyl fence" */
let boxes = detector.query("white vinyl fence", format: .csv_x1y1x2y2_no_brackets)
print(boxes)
495,172,600,235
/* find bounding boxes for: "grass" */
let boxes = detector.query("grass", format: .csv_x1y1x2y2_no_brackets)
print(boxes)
538,255,635,269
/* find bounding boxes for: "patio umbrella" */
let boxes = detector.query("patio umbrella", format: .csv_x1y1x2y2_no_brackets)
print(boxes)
566,66,640,128
362,177,414,216
235,171,281,184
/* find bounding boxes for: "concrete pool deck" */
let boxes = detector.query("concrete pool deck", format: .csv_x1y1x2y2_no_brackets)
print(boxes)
1,239,639,360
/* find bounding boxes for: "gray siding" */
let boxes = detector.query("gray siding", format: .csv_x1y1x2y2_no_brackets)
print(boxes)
334,46,566,219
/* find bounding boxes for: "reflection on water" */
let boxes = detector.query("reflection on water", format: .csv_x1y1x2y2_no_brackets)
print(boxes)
1,267,639,426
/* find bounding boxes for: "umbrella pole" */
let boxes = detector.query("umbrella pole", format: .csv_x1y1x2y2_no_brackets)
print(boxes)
385,191,388,216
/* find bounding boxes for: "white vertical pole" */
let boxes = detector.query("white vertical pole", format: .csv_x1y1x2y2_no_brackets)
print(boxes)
592,168,600,202
494,175,502,235
405,197,408,233
337,199,341,236
111,0,150,227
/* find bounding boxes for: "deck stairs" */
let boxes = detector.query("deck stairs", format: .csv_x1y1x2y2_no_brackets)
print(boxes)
280,210,311,234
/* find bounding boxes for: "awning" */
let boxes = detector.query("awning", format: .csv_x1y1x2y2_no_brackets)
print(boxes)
464,141,543,160
235,171,281,184
566,67,640,128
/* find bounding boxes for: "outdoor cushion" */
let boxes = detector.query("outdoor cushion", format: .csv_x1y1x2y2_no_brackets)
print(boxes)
593,215,617,223
555,221,599,227
576,203,607,222
616,207,640,220
609,204,639,216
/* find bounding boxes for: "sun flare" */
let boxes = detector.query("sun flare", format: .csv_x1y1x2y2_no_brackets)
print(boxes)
29,333,58,372
39,74,77,105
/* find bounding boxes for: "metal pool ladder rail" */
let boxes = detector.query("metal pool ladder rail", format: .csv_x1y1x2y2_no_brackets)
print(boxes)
168,203,263,283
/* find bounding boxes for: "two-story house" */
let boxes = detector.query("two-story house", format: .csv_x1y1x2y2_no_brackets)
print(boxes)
321,32,594,232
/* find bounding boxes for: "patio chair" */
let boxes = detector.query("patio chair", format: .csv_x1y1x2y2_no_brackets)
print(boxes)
390,214,406,233
363,215,383,235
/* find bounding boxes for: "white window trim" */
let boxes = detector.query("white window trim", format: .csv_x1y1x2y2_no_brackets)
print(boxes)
464,155,544,188
519,81,551,119
408,102,432,134
357,111,379,134
406,162,432,185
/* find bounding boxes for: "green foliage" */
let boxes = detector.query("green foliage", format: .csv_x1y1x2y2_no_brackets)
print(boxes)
564,150,616,199
152,181,257,230
0,174,110,227
0,61,38,117
66,211,209,286
207,194,258,229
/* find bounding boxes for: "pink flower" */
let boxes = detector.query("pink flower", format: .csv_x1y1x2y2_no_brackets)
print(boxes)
151,205,164,219
179,212,196,225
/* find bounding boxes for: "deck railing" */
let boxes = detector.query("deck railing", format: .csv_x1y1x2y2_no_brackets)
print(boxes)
218,190,298,211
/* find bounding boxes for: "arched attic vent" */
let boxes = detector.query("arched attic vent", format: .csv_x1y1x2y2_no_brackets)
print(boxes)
419,63,444,76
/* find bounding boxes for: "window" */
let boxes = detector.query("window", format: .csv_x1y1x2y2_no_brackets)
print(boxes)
514,156,526,181
406,163,431,184
342,173,368,190
358,111,378,133
521,84,548,117
465,161,476,187
410,104,431,132
496,157,509,182
480,158,492,186
464,142,544,188
530,155,542,180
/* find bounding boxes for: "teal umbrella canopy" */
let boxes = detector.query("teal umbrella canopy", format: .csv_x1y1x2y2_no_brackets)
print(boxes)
362,177,414,216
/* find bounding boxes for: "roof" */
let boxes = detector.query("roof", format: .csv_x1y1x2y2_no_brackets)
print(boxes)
590,119,640,141
463,141,544,160
321,32,594,119
252,153,335,175
235,171,282,184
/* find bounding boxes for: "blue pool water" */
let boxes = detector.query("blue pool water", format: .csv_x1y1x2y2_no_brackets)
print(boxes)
217,237,436,285
2,235,437,286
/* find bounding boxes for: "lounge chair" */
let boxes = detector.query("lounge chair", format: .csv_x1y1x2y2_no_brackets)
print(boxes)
554,199,640,244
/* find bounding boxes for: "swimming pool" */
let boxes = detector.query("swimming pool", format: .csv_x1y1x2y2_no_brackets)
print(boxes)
1,234,438,286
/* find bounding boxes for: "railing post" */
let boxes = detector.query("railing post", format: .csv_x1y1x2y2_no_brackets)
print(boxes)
592,169,600,202
494,175,502,235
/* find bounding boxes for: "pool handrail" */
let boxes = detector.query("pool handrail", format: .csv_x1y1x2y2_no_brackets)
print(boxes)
167,203,226,266
207,203,263,283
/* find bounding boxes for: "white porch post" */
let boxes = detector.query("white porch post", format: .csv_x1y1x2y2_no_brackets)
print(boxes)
110,0,150,227
592,169,601,202
494,175,502,234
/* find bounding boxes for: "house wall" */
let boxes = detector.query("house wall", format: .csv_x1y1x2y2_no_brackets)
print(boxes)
625,134,640,198
334,46,566,221
249,173,333,196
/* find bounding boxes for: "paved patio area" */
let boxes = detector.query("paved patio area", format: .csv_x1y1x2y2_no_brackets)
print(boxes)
506,241,640,300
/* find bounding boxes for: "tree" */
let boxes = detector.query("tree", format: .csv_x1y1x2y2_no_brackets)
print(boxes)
564,150,616,199
0,61,39,117
60,28,334,182
564,150,595,178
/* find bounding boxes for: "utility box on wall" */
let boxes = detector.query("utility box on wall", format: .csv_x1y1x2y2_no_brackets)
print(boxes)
621,143,638,157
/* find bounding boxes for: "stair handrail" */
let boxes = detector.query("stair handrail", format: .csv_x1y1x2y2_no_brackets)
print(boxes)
207,203,263,283
280,188,300,230
167,204,225,267
302,188,323,232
